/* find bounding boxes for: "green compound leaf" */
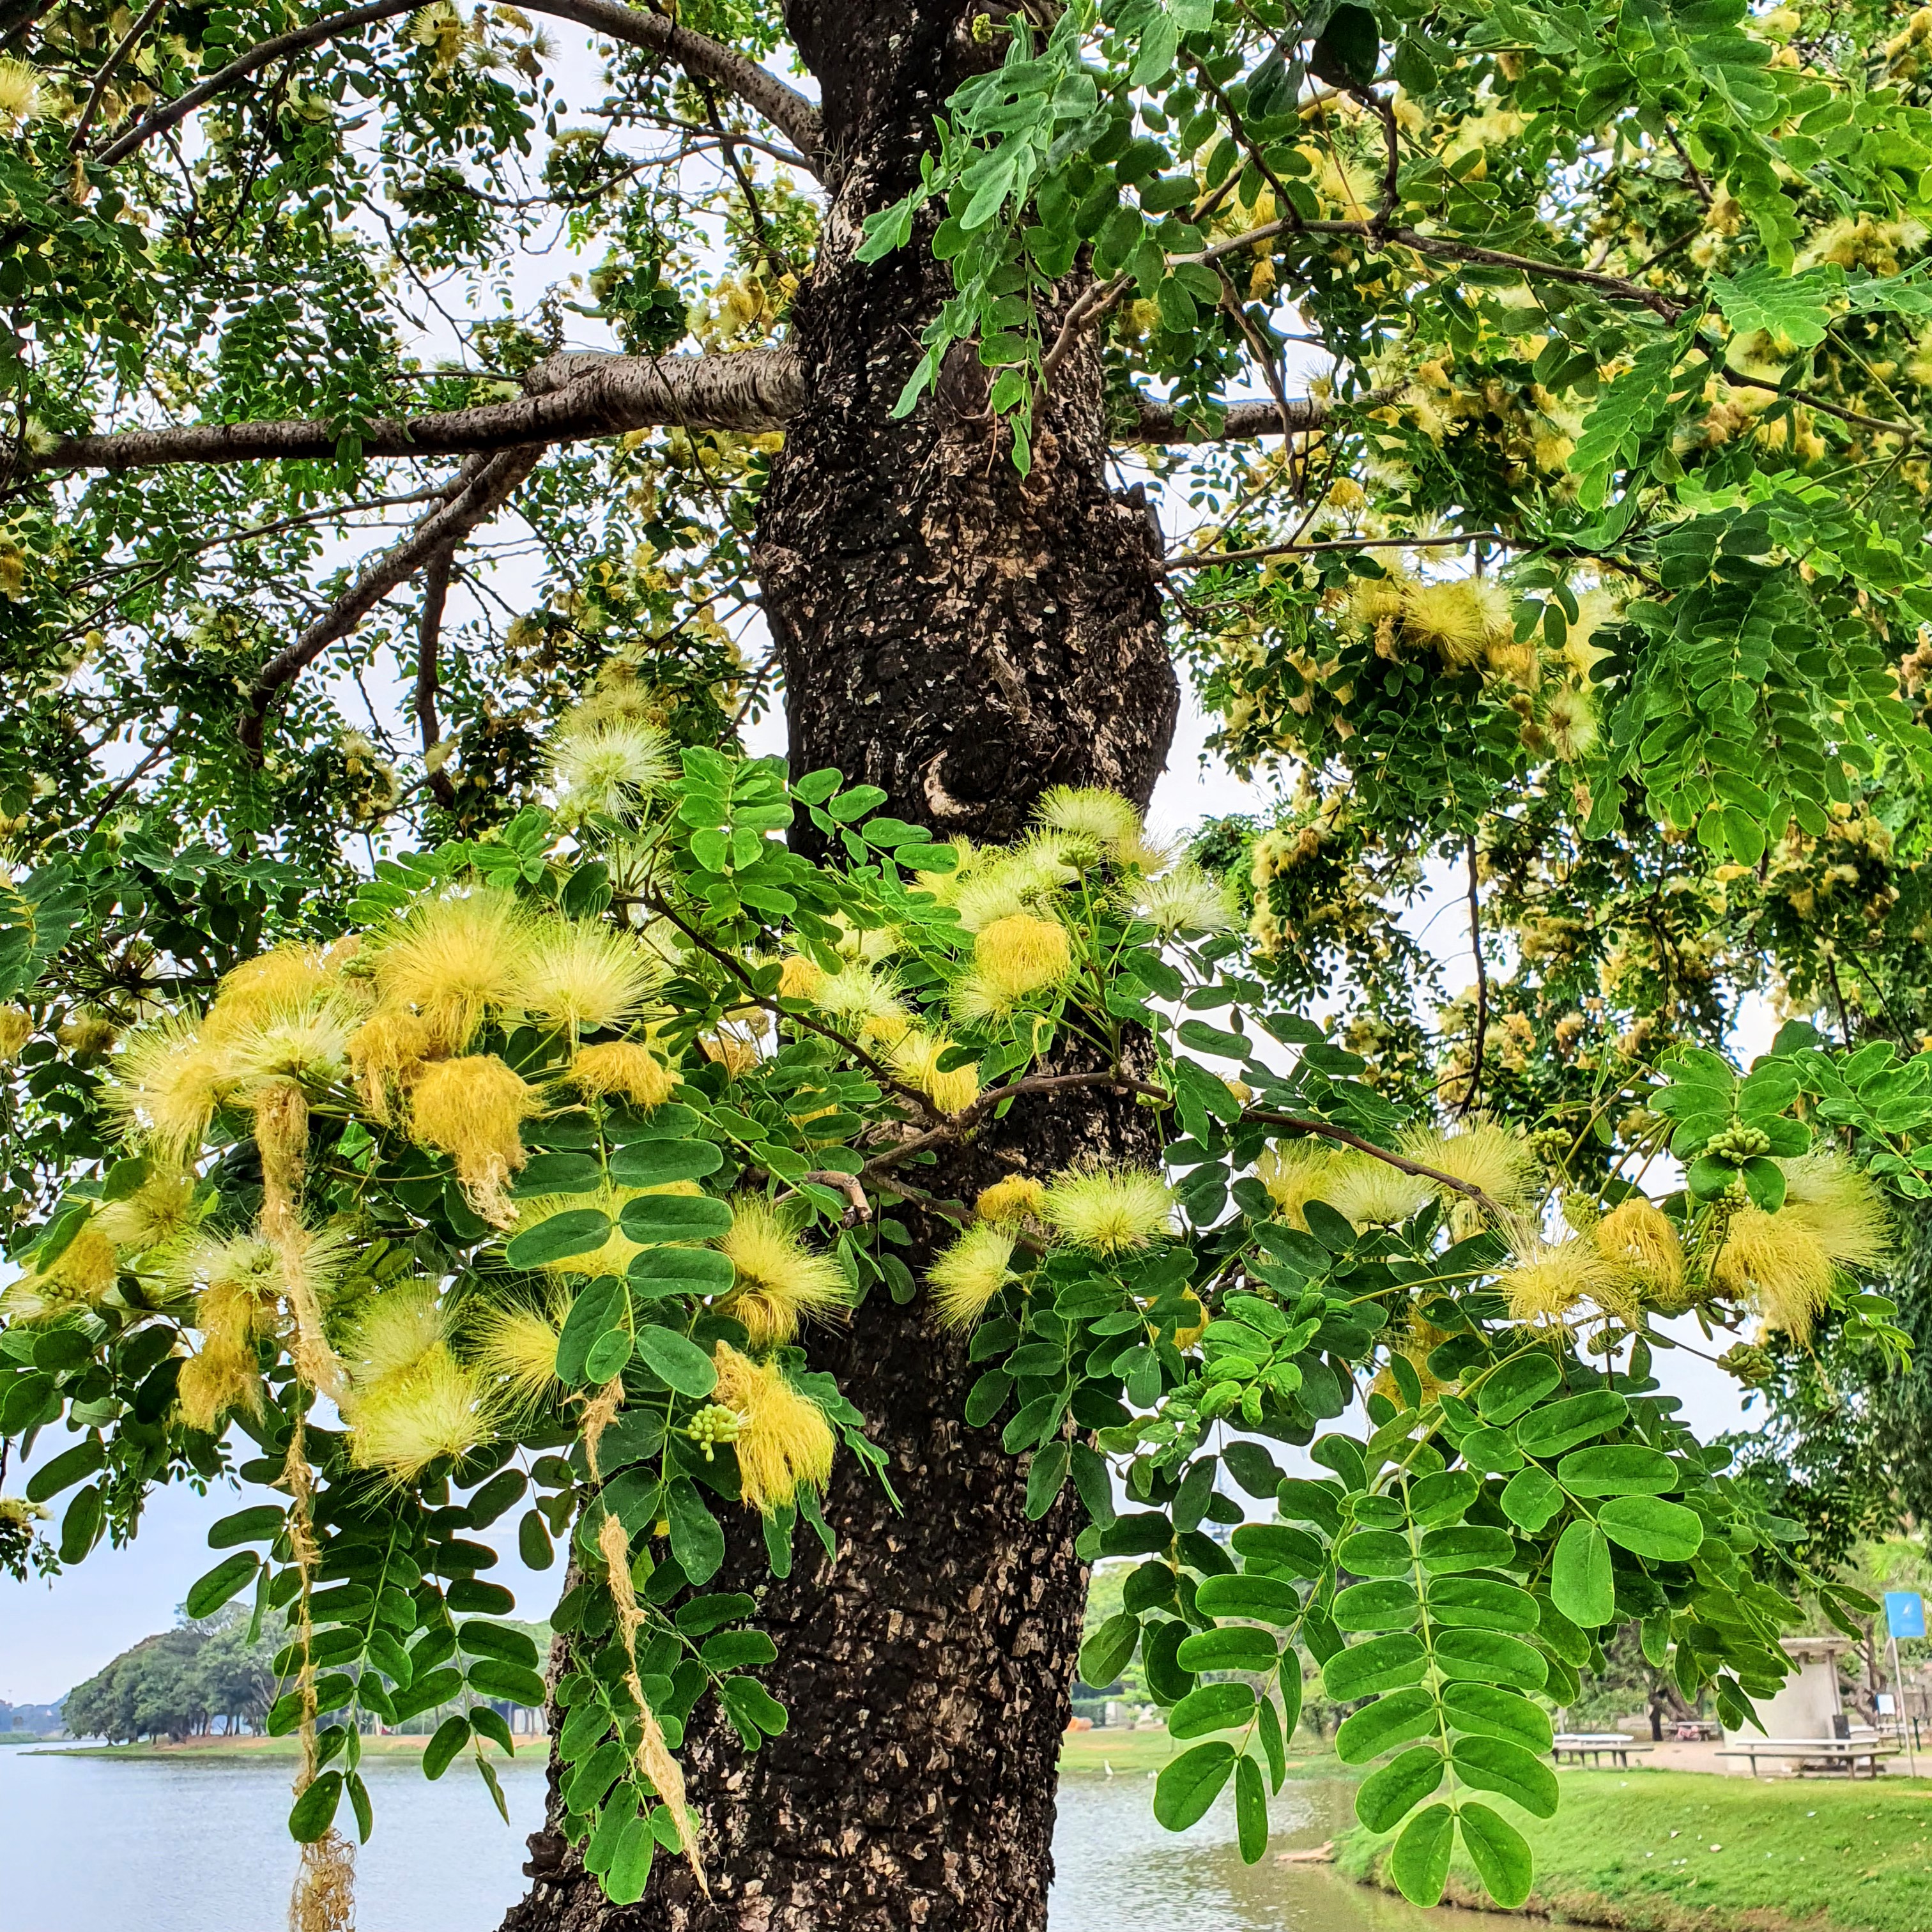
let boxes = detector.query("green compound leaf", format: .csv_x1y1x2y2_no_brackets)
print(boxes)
1080,1611,1140,1688
608,1138,724,1188
634,1324,718,1399
1169,1680,1256,1739
1153,1740,1236,1830
1335,1687,1438,1765
1355,1744,1445,1832
1459,1801,1535,1909
1427,1577,1540,1631
1514,1390,1629,1459
1598,1495,1705,1561
1323,1633,1429,1700
1235,1753,1269,1865
185,1549,259,1620
1175,1623,1280,1672
1441,1683,1554,1754
506,1208,612,1270
288,1772,344,1844
1193,1572,1302,1623
1451,1735,1560,1818
1556,1445,1681,1497
1388,1802,1456,1906
1431,1629,1548,1691
424,1713,471,1780
617,1194,735,1243
1333,1579,1420,1631
1475,1354,1563,1423
1551,1519,1616,1627
603,1815,656,1906
1499,1466,1565,1532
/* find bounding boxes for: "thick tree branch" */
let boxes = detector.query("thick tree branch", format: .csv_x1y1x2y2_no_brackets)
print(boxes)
1128,391,1333,442
93,0,822,175
33,349,811,475
237,447,538,751
34,351,1342,475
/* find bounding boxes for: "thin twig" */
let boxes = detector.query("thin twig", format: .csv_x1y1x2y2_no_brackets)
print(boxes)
1239,1107,1508,1219
70,0,167,151
1165,530,1515,570
1460,838,1488,1117
413,539,459,808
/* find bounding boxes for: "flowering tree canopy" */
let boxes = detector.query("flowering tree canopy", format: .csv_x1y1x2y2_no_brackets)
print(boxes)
4,3,1932,1930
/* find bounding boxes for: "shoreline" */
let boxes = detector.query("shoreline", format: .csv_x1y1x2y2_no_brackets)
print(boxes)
31,1724,1348,1775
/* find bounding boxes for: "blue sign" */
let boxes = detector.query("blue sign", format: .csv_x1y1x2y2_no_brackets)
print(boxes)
1885,1591,1926,1639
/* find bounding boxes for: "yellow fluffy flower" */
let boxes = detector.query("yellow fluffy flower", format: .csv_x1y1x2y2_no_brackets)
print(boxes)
208,946,346,1031
1401,1121,1537,1209
1316,1152,1435,1228
711,1342,835,1514
1255,1142,1330,1229
716,1199,851,1346
176,1339,263,1434
1033,786,1145,854
1496,1233,1633,1325
1041,1166,1176,1254
776,953,826,1000
1708,1156,1890,1340
466,1293,567,1417
0,57,42,132
972,914,1073,1001
1777,1152,1892,1268
103,1013,233,1159
0,1223,118,1322
96,1168,204,1257
975,1175,1047,1225
569,1039,678,1111
408,1054,539,1225
0,1005,33,1060
1595,1199,1687,1303
348,1347,491,1482
1131,865,1236,936
347,1007,434,1121
547,716,673,817
891,1030,981,1114
517,921,664,1034
927,1224,1017,1328
373,890,533,1053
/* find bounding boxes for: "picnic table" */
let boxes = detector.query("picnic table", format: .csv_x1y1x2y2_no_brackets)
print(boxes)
1673,1719,1722,1742
1552,1733,1656,1768
1715,1736,1902,1779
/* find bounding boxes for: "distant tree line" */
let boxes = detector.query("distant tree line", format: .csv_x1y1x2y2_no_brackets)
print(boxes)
60,1604,555,1746
62,1604,283,1745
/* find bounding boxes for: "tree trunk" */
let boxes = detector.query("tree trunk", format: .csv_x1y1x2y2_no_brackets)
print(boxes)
500,6,1175,1931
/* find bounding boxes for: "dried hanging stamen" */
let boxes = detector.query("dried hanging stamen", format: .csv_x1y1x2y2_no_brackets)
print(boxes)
580,1379,706,1890
282,1413,356,1932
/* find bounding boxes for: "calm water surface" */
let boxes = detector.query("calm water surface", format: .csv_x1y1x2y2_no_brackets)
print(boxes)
0,1741,1521,1932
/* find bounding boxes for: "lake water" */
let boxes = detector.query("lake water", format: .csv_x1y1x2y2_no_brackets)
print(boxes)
0,1742,1521,1932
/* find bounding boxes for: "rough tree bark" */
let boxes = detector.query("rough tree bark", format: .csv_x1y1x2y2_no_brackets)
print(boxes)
500,6,1177,1929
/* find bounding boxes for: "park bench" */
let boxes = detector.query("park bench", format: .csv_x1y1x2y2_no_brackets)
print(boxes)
1715,1737,1902,1779
1551,1733,1656,1768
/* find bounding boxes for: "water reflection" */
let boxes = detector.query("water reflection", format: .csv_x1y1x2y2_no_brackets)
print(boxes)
1052,1764,1524,1932
0,1742,1521,1932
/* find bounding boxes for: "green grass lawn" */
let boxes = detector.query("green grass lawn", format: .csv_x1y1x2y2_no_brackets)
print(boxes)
1057,1724,1351,1779
1339,1767,1932,1932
